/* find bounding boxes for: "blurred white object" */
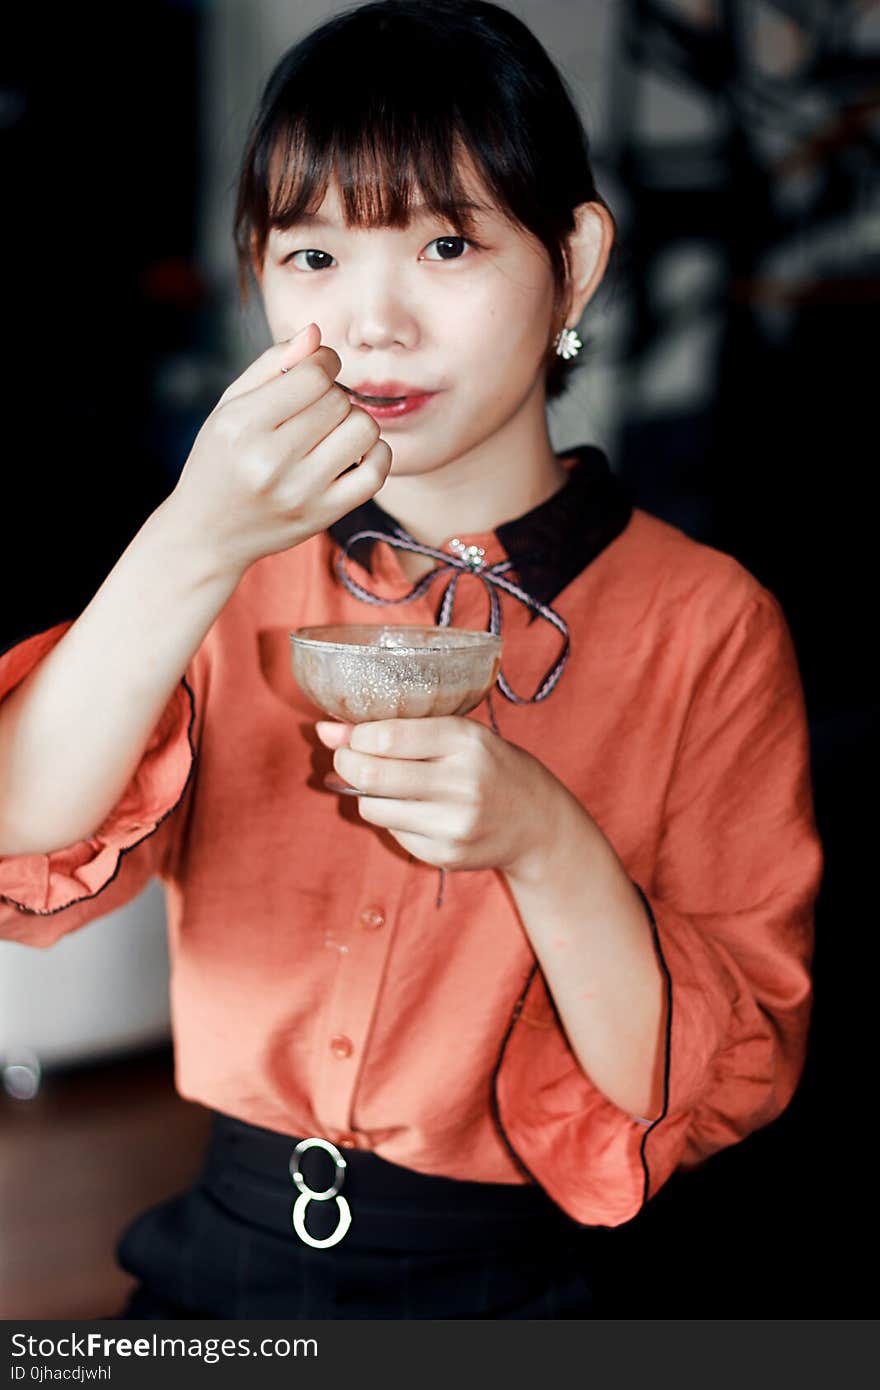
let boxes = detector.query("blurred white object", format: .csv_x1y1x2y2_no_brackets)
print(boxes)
2,1046,41,1099
0,878,171,1084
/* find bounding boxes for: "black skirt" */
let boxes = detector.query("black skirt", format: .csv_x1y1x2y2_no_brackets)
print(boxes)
114,1110,599,1319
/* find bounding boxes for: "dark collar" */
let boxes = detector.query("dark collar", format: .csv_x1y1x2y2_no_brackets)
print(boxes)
327,444,634,620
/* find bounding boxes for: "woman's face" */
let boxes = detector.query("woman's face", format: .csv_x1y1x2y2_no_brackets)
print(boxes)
255,157,560,481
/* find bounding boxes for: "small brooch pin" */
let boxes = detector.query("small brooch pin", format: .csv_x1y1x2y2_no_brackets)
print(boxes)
449,538,486,571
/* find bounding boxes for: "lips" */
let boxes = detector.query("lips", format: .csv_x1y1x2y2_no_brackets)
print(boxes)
356,393,438,420
351,380,433,402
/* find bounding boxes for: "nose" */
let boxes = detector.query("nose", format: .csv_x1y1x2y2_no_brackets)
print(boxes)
344,266,419,352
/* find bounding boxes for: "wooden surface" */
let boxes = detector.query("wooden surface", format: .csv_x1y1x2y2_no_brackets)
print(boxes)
0,1045,212,1320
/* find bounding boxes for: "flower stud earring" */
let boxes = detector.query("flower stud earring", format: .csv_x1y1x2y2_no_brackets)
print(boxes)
554,326,583,360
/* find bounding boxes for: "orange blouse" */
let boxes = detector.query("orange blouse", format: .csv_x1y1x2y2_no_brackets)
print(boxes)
0,448,823,1228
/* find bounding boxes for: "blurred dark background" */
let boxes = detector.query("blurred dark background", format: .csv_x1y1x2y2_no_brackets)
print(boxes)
1,0,876,1318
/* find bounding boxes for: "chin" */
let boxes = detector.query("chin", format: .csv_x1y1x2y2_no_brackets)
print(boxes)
382,451,441,478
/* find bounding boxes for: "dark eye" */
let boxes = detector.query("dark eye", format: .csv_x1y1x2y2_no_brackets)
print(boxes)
423,236,472,262
285,249,336,271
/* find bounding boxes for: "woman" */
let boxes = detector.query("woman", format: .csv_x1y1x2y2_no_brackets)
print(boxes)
0,0,822,1318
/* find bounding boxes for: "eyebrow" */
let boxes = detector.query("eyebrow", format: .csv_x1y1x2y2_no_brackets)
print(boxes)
274,200,493,231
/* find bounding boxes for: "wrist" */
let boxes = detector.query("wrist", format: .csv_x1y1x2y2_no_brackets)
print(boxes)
504,782,601,889
150,492,247,595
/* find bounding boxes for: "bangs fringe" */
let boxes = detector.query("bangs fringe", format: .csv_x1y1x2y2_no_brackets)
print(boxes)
264,115,491,247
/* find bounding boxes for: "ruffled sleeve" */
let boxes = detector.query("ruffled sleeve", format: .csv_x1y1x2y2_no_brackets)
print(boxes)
491,589,824,1228
0,621,196,947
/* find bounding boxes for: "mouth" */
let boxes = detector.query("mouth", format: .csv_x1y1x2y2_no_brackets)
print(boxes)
338,381,434,406
352,392,439,420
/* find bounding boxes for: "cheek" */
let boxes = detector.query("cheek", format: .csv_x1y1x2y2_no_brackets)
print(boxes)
259,267,305,332
435,290,489,341
257,293,285,339
468,266,554,354
440,278,524,369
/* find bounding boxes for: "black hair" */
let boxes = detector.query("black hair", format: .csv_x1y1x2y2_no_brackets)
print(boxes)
233,0,613,398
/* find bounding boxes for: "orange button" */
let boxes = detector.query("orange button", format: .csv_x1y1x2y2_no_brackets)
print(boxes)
336,1132,358,1148
360,906,385,930
330,1034,353,1059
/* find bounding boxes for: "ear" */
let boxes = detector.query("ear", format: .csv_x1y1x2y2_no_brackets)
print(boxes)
559,202,615,327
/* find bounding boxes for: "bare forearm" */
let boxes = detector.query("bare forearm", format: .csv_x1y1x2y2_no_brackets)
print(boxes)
503,798,667,1120
0,496,240,855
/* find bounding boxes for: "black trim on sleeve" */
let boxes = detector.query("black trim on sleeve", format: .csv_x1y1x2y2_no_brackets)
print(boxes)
1,674,198,917
488,961,594,1231
489,881,675,1228
489,963,550,1181
630,880,673,1207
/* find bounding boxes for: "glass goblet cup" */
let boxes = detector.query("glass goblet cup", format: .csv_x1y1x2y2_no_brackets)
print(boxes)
289,624,504,795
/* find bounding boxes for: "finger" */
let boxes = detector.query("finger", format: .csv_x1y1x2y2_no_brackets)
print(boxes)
218,328,341,414
237,345,349,432
269,416,386,514
309,434,393,506
348,717,482,760
381,827,456,868
277,323,324,374
356,796,452,839
334,747,449,800
272,388,377,465
219,323,331,405
315,721,352,748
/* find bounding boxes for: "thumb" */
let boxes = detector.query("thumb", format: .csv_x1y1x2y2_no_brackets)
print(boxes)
278,321,321,372
218,322,322,406
315,721,353,748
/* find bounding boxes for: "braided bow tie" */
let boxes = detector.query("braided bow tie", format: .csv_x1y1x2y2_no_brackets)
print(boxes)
334,523,572,908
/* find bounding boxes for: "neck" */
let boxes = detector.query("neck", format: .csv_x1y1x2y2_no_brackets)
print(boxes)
371,380,568,548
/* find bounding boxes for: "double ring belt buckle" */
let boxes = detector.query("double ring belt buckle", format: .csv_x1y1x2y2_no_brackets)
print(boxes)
289,1137,352,1249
